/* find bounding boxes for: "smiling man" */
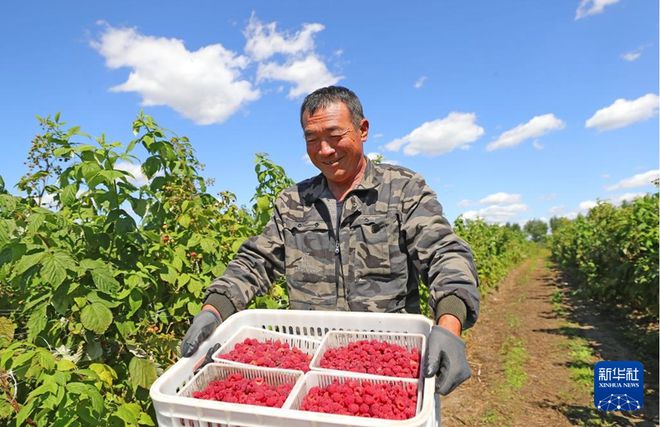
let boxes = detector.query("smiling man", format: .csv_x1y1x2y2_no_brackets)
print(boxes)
181,86,480,396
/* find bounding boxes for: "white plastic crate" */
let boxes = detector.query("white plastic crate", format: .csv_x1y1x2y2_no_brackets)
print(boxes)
150,309,438,427
310,330,425,380
212,326,320,371
288,371,422,420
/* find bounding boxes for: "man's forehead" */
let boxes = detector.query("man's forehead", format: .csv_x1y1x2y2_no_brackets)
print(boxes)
303,103,350,130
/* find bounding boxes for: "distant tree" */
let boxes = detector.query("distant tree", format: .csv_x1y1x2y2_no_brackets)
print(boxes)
524,219,548,242
549,216,571,234
504,222,522,233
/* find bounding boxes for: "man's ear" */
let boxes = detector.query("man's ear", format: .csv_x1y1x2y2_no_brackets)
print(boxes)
359,118,369,141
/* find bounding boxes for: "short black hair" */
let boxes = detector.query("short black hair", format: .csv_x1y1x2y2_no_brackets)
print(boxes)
300,86,365,129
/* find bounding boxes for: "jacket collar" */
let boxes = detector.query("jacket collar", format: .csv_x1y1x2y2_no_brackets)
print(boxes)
302,156,378,204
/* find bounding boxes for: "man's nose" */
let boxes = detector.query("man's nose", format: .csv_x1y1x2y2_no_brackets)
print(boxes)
318,139,335,156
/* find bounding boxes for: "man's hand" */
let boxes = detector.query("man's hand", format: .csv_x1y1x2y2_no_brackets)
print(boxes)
424,324,472,395
180,308,221,357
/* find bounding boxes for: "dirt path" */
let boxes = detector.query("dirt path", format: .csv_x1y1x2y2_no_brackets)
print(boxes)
440,252,659,427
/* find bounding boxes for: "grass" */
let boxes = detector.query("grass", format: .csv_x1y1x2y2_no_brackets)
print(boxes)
564,335,595,393
480,408,504,425
501,336,528,390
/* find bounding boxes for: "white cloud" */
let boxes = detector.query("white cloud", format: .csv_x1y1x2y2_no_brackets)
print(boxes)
372,133,384,139
302,153,313,165
460,192,528,223
478,192,522,205
576,0,620,19
460,203,528,224
621,51,641,62
579,200,597,211
585,93,659,131
601,173,610,179
246,14,342,99
532,140,544,150
621,44,650,62
548,205,565,216
614,192,645,204
457,199,472,208
366,152,398,165
414,76,427,89
385,112,484,156
540,193,558,201
605,169,660,191
257,55,342,98
116,161,149,187
487,114,565,151
244,13,324,61
36,193,57,209
92,24,260,125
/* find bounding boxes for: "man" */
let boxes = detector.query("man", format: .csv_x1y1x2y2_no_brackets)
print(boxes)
181,86,479,395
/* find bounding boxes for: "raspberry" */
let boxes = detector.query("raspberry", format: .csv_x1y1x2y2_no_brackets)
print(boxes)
319,339,420,378
218,338,312,372
300,379,417,420
192,373,293,408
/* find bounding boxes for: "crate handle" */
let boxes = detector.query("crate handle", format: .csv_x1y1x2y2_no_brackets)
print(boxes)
193,342,221,375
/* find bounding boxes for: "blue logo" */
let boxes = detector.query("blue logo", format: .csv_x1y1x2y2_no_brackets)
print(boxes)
594,361,643,411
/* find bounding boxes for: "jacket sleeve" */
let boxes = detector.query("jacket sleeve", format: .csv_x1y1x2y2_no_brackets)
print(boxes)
400,173,480,329
203,204,286,319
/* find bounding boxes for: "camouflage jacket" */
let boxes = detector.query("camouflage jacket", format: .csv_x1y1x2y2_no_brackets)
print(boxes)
205,159,480,328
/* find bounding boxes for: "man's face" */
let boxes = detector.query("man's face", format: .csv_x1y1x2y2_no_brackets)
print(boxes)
302,102,369,187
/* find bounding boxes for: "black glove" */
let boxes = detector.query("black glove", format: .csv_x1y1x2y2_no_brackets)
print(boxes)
424,325,472,395
180,310,221,357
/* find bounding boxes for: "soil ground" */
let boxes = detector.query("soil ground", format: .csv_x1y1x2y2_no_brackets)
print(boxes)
440,251,659,427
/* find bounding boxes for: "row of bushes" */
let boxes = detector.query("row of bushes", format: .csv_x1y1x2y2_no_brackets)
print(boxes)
0,114,531,426
549,193,659,318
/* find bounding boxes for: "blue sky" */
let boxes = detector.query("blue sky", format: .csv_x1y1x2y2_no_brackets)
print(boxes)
1,1,658,224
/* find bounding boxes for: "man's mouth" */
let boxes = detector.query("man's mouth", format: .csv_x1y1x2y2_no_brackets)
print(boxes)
322,157,343,166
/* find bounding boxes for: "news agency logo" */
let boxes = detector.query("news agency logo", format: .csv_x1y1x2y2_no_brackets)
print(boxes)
594,361,643,411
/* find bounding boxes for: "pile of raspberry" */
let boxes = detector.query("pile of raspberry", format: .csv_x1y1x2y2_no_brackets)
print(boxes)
300,379,417,420
319,339,420,378
218,338,312,372
192,373,292,407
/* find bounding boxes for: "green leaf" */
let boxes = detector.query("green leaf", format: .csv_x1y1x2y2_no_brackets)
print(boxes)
27,304,48,342
115,321,136,340
86,339,103,360
114,402,140,425
16,399,34,427
130,197,148,217
41,250,75,288
149,176,166,191
13,251,46,276
0,317,15,345
89,363,117,388
60,184,78,205
128,357,158,390
186,279,203,295
91,268,120,294
28,381,58,399
80,303,113,334
66,382,88,395
128,289,142,317
57,359,76,372
80,162,101,183
79,258,106,271
177,213,191,228
139,411,156,426
256,195,270,212
142,156,161,179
